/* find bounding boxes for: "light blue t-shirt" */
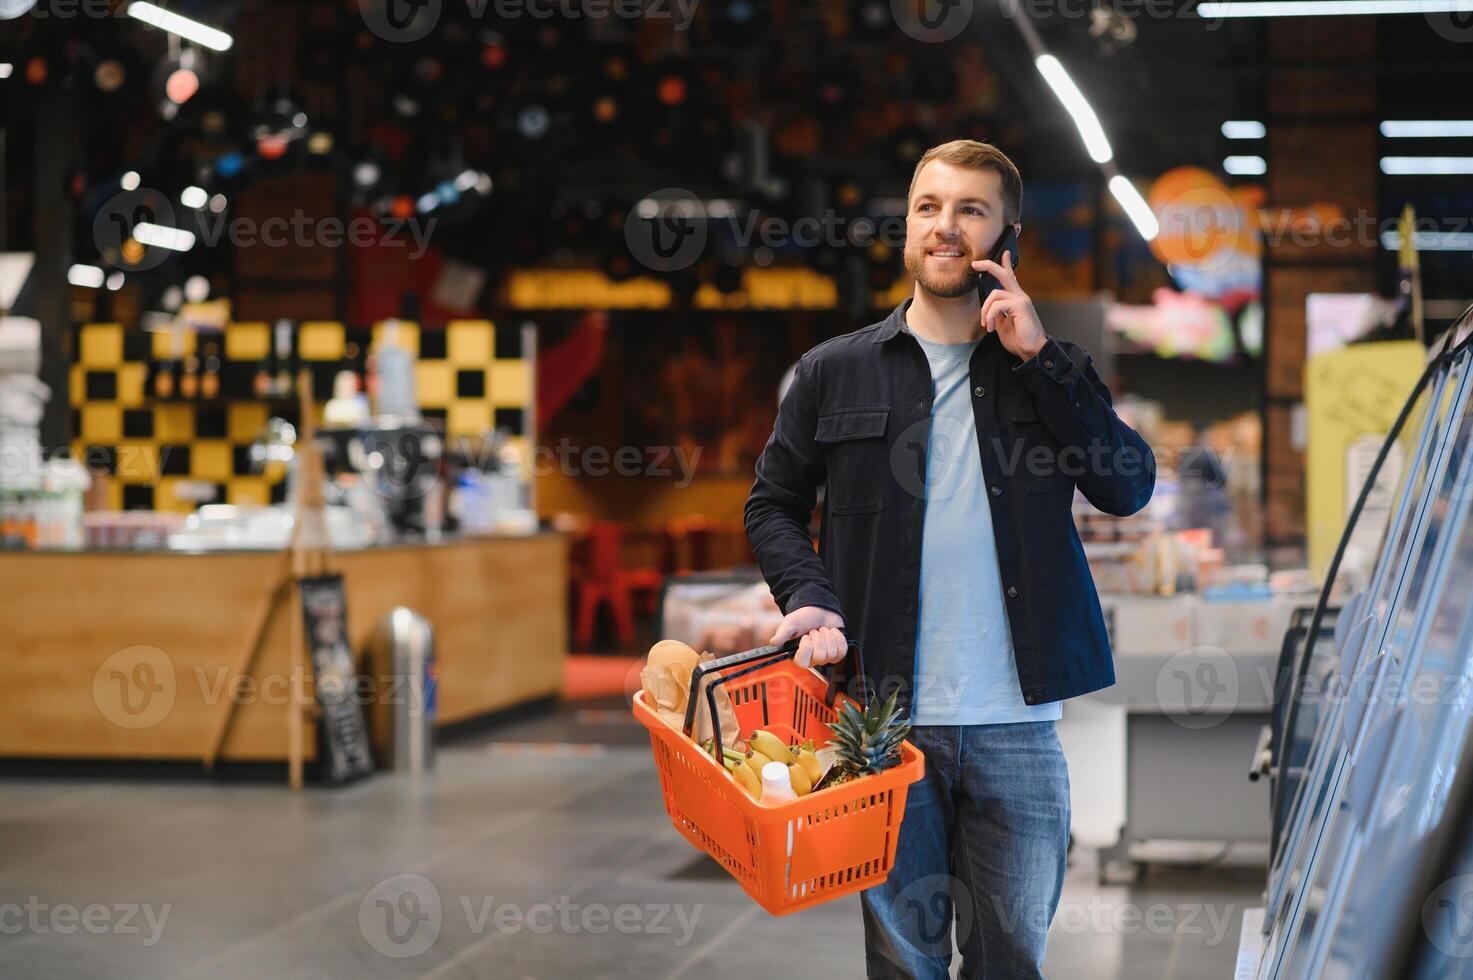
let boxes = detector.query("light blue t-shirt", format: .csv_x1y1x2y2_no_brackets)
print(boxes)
907,324,1062,725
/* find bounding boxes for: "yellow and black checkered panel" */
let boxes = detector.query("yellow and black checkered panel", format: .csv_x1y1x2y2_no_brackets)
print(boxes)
72,320,534,513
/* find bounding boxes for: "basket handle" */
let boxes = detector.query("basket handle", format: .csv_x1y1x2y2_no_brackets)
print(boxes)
682,631,866,763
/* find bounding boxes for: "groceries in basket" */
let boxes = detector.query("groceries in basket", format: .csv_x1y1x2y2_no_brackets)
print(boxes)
702,692,911,803
637,639,741,747
638,630,913,805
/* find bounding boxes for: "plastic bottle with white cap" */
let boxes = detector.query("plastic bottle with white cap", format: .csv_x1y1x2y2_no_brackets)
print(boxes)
760,761,797,804
761,761,802,890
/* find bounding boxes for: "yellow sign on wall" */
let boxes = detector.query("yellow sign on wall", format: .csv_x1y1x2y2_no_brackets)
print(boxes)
1305,339,1426,580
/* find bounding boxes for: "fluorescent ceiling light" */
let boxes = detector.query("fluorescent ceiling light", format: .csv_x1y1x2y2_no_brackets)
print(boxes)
1224,155,1267,175
0,64,13,80
1221,121,1266,139
133,223,196,252
1381,156,1473,174
180,186,208,209
1381,120,1473,138
1035,54,1113,164
67,264,105,289
1200,0,1473,14
1381,230,1473,251
126,2,233,52
1108,176,1159,241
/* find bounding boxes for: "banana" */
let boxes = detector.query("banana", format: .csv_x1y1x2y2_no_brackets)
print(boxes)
749,730,794,765
787,760,813,796
726,758,761,799
743,750,771,784
793,747,823,786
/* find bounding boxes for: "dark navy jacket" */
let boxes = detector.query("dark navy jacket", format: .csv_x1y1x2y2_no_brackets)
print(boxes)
744,298,1155,711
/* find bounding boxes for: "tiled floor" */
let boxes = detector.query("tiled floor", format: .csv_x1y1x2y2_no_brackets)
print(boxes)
0,698,1263,979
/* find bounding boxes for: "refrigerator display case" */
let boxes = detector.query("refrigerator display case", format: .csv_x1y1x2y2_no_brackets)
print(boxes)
1250,307,1473,979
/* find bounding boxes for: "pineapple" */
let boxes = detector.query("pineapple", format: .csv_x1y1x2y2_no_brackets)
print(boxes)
819,691,911,789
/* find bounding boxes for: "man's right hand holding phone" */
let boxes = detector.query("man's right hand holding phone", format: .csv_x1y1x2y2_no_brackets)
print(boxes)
770,606,847,668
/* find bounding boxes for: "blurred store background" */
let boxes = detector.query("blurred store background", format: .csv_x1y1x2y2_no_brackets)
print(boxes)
3,0,1473,978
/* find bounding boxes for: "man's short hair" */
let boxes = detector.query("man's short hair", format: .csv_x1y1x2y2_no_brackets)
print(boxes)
907,139,1023,225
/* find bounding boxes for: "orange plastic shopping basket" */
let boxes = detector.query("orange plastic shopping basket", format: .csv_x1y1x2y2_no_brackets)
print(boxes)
632,635,925,915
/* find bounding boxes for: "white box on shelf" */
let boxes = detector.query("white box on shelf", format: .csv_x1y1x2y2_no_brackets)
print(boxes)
1101,594,1196,656
1196,596,1301,656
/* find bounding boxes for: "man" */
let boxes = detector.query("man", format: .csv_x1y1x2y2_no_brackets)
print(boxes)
743,140,1155,978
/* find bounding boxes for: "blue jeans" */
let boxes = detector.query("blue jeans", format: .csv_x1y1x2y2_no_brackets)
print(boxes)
861,722,1070,979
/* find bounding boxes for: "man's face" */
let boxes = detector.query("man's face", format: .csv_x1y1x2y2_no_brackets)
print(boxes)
903,160,1010,300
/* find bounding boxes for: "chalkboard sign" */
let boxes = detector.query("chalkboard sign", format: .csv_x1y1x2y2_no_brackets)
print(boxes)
299,575,375,783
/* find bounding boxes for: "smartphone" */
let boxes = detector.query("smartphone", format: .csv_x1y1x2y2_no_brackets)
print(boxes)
977,224,1020,303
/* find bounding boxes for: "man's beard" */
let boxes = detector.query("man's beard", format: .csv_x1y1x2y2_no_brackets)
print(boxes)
904,246,978,300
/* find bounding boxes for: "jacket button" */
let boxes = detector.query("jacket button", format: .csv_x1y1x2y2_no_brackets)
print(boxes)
990,486,1001,497
1007,586,1019,598
973,386,985,397
1043,359,1054,369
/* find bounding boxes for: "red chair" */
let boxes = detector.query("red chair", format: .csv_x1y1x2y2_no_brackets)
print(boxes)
573,521,662,650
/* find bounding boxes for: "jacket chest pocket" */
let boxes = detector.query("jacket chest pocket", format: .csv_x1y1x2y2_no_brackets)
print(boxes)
815,407,889,514
1005,399,1073,495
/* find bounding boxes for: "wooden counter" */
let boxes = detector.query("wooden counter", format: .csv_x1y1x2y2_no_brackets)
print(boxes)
0,533,567,762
